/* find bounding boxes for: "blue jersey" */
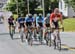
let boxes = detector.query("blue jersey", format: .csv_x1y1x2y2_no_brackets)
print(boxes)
25,17,34,23
36,16,44,26
17,17,25,23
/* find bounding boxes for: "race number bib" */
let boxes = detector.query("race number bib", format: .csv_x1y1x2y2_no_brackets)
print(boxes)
53,17,58,22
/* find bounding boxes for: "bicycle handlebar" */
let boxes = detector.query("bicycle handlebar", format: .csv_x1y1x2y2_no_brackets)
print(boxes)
51,27,64,32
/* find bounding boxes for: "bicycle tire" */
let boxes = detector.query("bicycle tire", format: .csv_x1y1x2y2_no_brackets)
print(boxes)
49,32,51,47
27,30,33,46
39,29,43,45
21,35,23,42
10,28,14,40
45,32,49,45
10,33,13,40
54,39,56,49
57,40,61,51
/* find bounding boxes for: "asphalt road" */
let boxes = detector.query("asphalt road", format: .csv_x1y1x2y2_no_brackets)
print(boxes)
0,23,75,54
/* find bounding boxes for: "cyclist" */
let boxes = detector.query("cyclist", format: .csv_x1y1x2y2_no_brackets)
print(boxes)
17,15,25,33
8,15,15,32
36,13,44,29
45,13,50,27
36,13,45,42
25,14,35,28
44,13,50,39
50,8,63,41
25,14,35,39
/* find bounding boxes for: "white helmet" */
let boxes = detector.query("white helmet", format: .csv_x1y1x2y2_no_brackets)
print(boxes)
34,14,37,17
39,13,42,16
28,14,32,18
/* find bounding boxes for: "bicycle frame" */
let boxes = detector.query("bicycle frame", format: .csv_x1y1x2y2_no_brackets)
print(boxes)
45,27,51,46
27,26,34,46
20,27,24,42
38,26,43,44
10,26,14,39
51,28,62,51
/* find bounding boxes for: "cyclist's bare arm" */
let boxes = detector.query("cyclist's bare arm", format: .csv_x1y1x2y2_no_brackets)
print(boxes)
50,14,53,28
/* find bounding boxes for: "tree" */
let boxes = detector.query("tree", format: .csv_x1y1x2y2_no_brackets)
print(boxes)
29,0,40,14
5,0,40,16
64,0,75,11
6,0,27,16
45,0,59,13
5,0,59,16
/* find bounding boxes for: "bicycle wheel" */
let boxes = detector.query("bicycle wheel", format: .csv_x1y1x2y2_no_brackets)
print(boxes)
29,31,33,46
28,31,33,46
45,32,48,45
54,39,56,49
10,27,14,40
57,40,61,51
39,29,43,45
48,32,51,47
21,35,24,42
10,33,13,40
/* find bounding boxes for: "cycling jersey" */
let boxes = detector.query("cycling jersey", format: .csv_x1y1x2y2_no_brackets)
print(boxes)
50,13,62,28
8,18,14,23
25,17,34,26
8,18,14,26
17,17,25,24
17,17,25,28
36,16,44,27
50,13,62,23
25,17,34,22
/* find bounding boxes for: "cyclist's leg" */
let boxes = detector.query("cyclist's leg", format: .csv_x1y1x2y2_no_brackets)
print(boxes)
9,25,11,31
12,23,15,32
53,21,59,40
54,21,60,41
18,23,22,33
44,24,50,40
8,22,11,31
52,29,56,41
56,29,60,40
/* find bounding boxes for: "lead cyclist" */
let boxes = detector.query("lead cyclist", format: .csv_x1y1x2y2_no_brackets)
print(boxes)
50,8,63,43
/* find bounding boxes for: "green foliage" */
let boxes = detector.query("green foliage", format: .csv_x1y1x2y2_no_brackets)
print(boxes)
64,0,75,11
29,0,40,14
6,0,27,16
5,0,59,16
45,0,59,13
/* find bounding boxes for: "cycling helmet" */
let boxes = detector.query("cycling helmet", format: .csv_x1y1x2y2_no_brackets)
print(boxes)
28,14,32,18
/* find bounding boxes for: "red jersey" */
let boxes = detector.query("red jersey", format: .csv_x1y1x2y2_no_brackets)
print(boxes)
50,13,62,22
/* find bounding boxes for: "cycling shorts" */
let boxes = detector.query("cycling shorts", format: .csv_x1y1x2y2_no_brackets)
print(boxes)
26,22,32,27
38,22,43,27
19,23,25,28
52,20,59,29
45,24,50,27
8,22,14,26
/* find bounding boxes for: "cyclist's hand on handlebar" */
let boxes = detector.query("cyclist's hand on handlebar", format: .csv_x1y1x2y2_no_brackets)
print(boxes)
44,25,46,28
60,24,63,28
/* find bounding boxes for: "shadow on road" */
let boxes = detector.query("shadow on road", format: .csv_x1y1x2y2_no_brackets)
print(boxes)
0,32,19,35
60,44,75,51
0,33,9,35
13,38,21,40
